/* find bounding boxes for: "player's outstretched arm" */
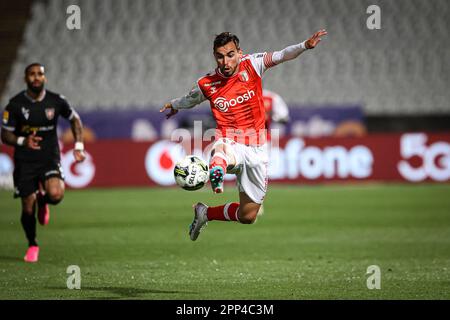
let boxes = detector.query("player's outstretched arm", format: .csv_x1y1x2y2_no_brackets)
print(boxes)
160,84,207,119
69,113,86,163
271,29,327,65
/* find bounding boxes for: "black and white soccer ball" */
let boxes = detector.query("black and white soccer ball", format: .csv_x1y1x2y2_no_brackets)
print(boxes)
174,155,209,191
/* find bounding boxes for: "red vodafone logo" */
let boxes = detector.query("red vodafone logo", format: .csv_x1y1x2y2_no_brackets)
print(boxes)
145,140,185,185
61,150,96,188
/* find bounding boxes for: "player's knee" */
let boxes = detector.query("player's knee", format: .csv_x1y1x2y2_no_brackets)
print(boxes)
238,211,258,224
239,216,256,224
22,208,34,216
47,190,64,204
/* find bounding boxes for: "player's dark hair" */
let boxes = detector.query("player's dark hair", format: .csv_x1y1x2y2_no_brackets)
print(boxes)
24,62,44,75
213,32,240,52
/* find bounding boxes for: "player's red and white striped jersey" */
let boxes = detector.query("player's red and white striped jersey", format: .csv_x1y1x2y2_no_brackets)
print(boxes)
198,53,277,145
170,41,307,145
172,53,277,146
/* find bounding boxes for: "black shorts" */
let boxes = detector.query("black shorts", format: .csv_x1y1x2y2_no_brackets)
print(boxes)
13,160,65,198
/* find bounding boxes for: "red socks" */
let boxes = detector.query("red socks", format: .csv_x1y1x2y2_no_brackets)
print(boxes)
208,152,239,222
207,203,240,222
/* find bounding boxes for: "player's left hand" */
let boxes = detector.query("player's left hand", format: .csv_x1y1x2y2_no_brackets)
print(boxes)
305,29,327,49
73,149,86,163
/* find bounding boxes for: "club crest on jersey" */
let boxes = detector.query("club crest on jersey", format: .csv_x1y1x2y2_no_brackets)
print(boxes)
2,111,8,124
239,71,249,82
21,107,30,120
45,108,55,120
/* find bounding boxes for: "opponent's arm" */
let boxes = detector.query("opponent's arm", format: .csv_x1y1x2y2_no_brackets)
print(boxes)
160,84,206,119
1,128,42,150
69,112,86,163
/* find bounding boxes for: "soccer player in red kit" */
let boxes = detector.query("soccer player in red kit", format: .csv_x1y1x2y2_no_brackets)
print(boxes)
263,89,290,141
161,30,327,241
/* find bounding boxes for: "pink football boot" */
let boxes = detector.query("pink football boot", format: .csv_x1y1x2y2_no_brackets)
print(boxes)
24,246,39,263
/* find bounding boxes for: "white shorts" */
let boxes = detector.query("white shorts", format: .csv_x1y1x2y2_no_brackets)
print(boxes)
211,138,269,204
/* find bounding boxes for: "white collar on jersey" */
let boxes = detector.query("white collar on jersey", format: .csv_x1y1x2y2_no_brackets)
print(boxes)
24,89,46,103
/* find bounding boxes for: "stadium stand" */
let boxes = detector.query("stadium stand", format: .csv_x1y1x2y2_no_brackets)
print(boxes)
0,0,33,95
1,0,449,115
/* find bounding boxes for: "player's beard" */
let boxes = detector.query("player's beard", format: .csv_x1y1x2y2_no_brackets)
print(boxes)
27,82,44,94
221,65,236,77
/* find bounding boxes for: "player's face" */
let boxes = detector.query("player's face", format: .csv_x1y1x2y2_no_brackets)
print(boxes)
214,41,242,77
25,65,46,94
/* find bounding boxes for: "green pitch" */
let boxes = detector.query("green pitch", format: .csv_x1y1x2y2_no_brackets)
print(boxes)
0,184,449,300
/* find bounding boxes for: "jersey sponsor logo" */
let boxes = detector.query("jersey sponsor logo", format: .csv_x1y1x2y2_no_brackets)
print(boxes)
203,81,222,87
21,107,30,120
238,71,249,82
213,89,255,112
2,111,8,124
45,108,55,120
20,125,55,134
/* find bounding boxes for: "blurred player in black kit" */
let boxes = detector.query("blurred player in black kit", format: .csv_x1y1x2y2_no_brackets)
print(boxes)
1,63,86,262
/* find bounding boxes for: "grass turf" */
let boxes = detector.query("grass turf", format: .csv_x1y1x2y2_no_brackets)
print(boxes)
0,184,449,300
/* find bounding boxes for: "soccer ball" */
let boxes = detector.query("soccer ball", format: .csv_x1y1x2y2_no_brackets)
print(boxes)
174,155,209,191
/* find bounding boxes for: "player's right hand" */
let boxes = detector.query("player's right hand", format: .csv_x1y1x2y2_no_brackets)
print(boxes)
25,131,42,150
160,103,178,119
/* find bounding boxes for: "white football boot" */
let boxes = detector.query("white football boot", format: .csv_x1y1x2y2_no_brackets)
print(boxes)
189,202,209,241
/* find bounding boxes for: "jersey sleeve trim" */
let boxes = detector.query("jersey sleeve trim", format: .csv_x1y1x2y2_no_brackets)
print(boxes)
1,125,15,131
67,110,75,120
263,52,277,68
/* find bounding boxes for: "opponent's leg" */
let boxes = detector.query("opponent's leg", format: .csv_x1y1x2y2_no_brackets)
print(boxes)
21,194,39,262
37,177,64,225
